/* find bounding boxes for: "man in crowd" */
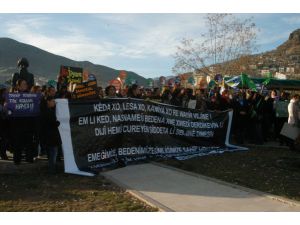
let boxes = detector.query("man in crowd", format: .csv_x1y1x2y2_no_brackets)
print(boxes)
12,58,34,91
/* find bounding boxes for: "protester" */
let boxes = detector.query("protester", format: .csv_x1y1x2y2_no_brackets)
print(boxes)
275,92,289,145
236,92,250,144
170,88,183,107
249,92,264,144
12,58,34,91
40,96,62,174
262,91,275,141
31,85,42,94
98,86,104,99
288,94,300,126
219,89,232,111
30,85,43,158
195,89,207,111
117,88,127,98
161,88,172,105
182,88,193,108
0,87,9,160
105,85,117,98
9,79,36,164
127,84,141,98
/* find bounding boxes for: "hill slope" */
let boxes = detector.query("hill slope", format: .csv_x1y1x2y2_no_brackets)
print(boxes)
0,38,147,86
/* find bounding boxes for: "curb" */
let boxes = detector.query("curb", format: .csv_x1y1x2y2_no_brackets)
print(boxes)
151,161,300,209
100,172,173,212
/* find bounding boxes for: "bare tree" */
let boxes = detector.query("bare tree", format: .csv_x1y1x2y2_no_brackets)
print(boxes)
173,14,258,76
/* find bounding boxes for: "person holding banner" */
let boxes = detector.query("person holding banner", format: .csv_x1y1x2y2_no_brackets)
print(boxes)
195,89,208,111
0,87,9,160
127,84,141,99
40,96,62,174
161,88,172,105
8,79,38,164
170,88,183,107
105,85,117,98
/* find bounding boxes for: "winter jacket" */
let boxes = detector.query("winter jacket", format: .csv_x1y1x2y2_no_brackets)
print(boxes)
41,107,62,147
12,68,34,90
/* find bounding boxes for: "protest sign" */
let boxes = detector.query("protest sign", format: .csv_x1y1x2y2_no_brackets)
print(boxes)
72,81,98,99
275,101,289,118
59,66,83,84
5,93,41,117
56,98,245,176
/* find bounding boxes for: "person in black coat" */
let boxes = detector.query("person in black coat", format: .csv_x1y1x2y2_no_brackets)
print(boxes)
127,84,141,99
235,92,250,144
12,58,34,91
0,88,9,160
170,88,183,107
9,79,36,164
40,96,62,173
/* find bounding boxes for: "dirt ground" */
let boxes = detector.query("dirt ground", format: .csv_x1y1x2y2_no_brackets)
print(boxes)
0,159,157,212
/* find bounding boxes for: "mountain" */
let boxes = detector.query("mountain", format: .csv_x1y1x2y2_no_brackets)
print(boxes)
276,28,300,56
0,37,147,86
237,28,300,78
166,28,300,80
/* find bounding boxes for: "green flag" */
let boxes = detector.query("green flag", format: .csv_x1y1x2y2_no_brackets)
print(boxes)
241,73,257,91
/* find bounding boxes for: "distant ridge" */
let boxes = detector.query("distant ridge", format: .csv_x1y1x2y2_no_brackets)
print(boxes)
0,37,147,86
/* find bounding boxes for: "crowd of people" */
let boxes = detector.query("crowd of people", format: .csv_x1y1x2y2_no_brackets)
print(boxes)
1,58,299,173
102,84,299,147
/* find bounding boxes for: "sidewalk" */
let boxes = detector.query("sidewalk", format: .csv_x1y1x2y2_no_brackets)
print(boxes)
102,163,300,212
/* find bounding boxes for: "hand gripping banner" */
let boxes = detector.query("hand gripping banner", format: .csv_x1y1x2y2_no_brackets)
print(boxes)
56,98,246,176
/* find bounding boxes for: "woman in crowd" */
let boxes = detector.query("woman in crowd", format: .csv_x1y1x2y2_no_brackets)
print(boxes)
9,79,35,164
40,96,62,173
161,88,172,105
170,88,183,107
105,85,117,98
127,84,141,99
195,89,207,111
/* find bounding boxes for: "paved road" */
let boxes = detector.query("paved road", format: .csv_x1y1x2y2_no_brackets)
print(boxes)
102,163,300,212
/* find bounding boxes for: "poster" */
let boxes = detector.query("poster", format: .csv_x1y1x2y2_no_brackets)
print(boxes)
72,81,98,99
5,93,41,117
275,101,289,118
59,65,83,84
56,98,246,176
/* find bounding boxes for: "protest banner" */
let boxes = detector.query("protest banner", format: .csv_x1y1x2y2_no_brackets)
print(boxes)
5,93,41,117
56,98,245,176
59,66,83,84
72,80,98,99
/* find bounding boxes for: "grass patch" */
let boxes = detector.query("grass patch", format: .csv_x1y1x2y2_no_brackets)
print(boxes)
0,160,157,212
160,148,300,202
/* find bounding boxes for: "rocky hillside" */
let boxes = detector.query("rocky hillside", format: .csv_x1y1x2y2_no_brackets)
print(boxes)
0,38,147,86
244,28,300,78
192,29,300,79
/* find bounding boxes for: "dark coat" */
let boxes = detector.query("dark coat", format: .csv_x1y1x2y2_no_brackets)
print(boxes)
41,107,62,147
12,68,34,90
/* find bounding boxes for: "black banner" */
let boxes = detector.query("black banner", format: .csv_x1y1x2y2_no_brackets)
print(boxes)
56,98,243,175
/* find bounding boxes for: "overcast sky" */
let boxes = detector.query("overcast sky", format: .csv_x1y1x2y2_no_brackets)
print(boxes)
0,13,300,78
